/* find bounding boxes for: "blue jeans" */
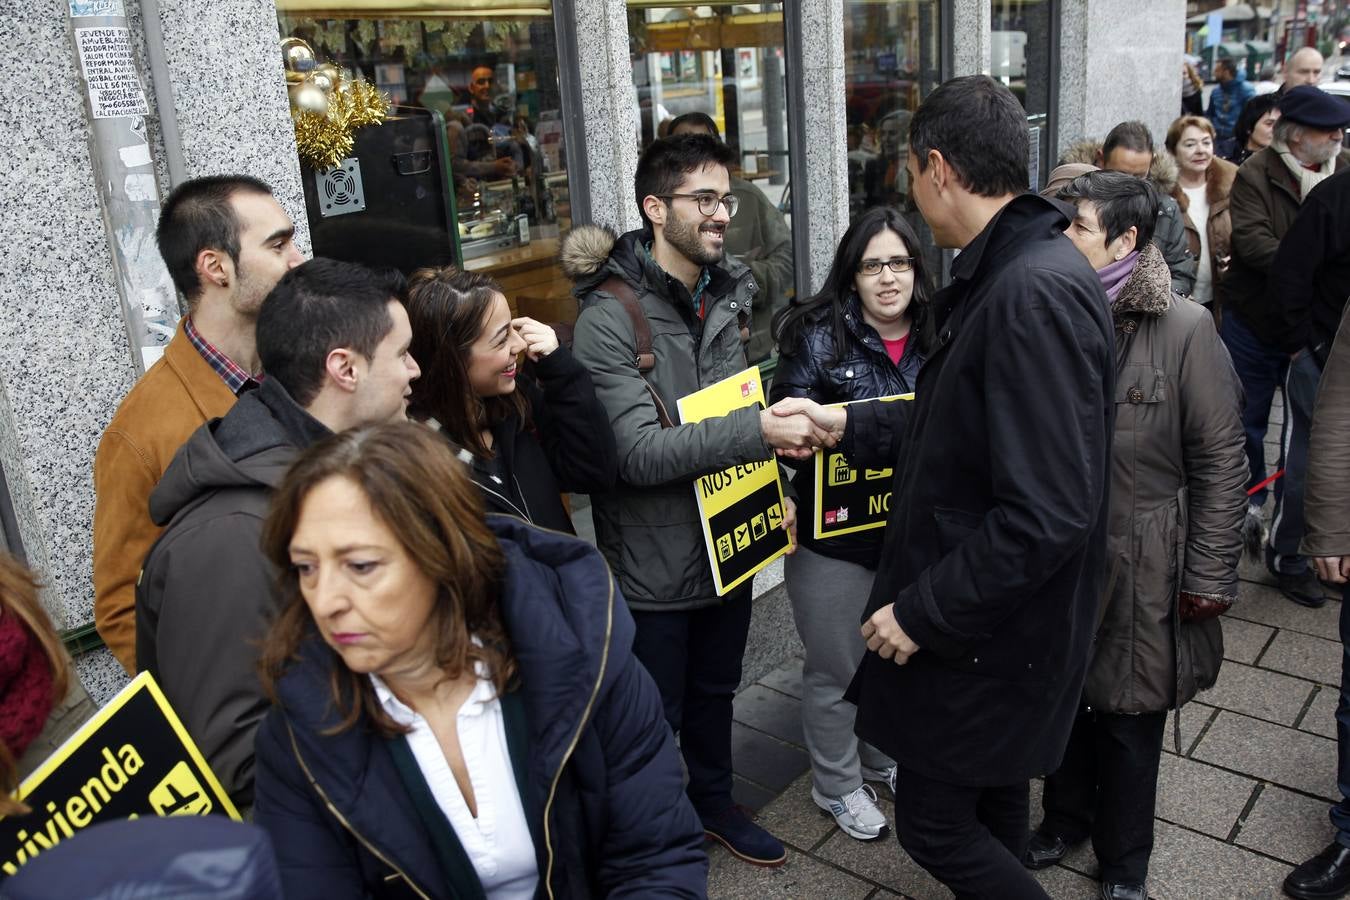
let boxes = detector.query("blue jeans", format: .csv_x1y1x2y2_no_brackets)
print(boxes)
1220,311,1289,507
1332,584,1350,847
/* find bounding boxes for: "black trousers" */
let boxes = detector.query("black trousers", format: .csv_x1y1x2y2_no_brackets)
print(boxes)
630,587,752,818
1039,707,1167,884
892,765,1050,900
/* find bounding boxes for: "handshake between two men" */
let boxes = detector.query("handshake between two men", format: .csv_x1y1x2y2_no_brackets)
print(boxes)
758,397,847,459
754,395,919,664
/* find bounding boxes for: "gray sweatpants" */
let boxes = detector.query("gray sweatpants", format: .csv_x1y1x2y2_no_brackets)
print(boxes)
785,543,893,796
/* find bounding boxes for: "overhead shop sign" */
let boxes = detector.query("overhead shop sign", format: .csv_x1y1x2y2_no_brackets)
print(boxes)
814,394,912,539
678,366,791,595
0,672,239,878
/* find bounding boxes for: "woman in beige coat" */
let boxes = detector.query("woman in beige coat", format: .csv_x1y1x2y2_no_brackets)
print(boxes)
1025,171,1248,900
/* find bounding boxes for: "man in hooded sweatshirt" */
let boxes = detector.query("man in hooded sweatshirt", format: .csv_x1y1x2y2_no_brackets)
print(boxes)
136,257,421,808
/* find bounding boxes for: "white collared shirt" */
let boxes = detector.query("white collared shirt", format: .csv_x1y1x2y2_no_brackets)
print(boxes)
371,672,538,899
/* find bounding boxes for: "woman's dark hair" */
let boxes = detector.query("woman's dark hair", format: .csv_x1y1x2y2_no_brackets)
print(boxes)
259,423,515,739
1234,92,1280,151
1056,170,1160,248
405,266,528,459
772,206,934,364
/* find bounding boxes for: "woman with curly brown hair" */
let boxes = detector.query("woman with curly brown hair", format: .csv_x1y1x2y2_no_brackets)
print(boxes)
250,422,707,899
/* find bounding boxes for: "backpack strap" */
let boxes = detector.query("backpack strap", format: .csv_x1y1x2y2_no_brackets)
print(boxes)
598,276,674,429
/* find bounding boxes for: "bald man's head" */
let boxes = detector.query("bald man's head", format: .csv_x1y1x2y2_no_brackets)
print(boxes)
1286,48,1324,87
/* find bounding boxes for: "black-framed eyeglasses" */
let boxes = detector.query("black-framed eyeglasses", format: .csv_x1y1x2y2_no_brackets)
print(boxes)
857,257,914,276
658,192,739,218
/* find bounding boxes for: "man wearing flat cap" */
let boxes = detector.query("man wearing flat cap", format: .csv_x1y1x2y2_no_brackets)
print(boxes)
1218,85,1350,612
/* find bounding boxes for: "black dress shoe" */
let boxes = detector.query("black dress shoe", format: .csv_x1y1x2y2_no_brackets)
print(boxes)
1100,882,1146,900
1022,830,1070,870
1276,569,1330,608
1285,843,1350,899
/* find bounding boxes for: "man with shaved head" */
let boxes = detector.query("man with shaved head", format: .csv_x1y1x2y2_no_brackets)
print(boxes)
1284,47,1326,90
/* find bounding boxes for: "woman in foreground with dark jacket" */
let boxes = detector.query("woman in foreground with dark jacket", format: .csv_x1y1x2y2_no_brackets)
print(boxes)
252,423,708,899
406,266,616,533
1023,170,1247,900
767,206,932,842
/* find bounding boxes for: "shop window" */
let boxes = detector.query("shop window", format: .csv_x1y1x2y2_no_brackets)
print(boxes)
276,4,577,325
628,1,797,368
991,0,1054,191
842,0,943,276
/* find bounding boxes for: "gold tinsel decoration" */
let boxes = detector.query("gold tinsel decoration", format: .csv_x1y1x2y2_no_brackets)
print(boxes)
284,41,391,171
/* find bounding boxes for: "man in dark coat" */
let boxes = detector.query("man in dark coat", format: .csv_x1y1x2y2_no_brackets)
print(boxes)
136,259,422,808
774,75,1114,897
1218,86,1350,609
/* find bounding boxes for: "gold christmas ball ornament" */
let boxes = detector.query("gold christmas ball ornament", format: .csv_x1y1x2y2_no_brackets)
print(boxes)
315,63,342,85
309,71,335,94
289,80,329,116
285,69,305,86
280,37,316,74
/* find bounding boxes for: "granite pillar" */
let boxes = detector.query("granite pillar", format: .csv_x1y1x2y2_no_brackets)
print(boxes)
0,3,143,703
572,0,642,234
1057,0,1186,159
951,0,993,76
145,0,310,248
795,0,850,295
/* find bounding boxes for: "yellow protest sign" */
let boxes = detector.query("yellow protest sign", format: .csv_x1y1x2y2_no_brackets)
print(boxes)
0,671,240,878
677,366,790,595
813,394,913,539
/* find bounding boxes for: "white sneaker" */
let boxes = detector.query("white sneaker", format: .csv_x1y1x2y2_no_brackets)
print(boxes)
812,784,889,841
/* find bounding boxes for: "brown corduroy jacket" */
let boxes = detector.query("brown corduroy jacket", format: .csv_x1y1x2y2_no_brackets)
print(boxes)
92,320,236,671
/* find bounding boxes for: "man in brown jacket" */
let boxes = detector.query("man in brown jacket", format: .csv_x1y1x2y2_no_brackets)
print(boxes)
93,175,303,671
1287,295,1350,899
1217,86,1350,609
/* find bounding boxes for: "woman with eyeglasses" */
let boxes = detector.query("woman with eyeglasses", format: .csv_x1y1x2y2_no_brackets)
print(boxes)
767,206,934,842
251,423,708,899
406,266,616,534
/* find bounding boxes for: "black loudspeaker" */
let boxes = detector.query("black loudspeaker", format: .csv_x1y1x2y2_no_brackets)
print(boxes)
301,106,457,275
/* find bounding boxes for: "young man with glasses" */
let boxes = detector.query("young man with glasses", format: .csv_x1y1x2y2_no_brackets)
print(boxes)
561,133,829,868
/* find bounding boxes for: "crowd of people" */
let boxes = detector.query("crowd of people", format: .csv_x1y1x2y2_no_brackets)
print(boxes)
1,52,1349,900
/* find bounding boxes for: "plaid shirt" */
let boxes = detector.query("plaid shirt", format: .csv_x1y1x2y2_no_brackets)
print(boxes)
184,317,261,395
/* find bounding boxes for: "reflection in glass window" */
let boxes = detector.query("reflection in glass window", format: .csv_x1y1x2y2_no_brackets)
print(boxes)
992,0,1053,191
276,6,578,323
843,0,942,273
628,2,797,367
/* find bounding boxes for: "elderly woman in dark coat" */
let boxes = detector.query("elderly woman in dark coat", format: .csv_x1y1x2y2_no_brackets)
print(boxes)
1024,171,1248,900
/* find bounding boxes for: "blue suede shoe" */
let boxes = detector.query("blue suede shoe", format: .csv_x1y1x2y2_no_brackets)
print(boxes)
701,805,787,867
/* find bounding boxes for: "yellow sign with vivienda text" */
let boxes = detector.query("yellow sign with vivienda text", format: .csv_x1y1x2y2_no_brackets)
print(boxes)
0,671,239,879
813,394,913,539
677,366,790,595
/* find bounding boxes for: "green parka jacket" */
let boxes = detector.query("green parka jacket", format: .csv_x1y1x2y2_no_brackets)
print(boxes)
1086,243,1248,714
563,224,772,610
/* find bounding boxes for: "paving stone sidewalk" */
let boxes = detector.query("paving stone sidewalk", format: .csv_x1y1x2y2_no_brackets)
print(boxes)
712,409,1343,899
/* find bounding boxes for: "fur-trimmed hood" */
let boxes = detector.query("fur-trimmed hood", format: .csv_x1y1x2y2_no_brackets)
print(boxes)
1112,241,1173,321
558,223,619,282
1060,139,1180,194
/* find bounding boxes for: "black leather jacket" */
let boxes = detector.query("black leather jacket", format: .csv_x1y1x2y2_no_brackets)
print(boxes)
770,292,923,567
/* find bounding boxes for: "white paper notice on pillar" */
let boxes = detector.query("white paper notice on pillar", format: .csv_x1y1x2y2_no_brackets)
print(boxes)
74,27,150,119
70,0,127,16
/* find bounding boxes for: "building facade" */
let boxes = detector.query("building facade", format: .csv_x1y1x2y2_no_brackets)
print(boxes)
0,0,1184,703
